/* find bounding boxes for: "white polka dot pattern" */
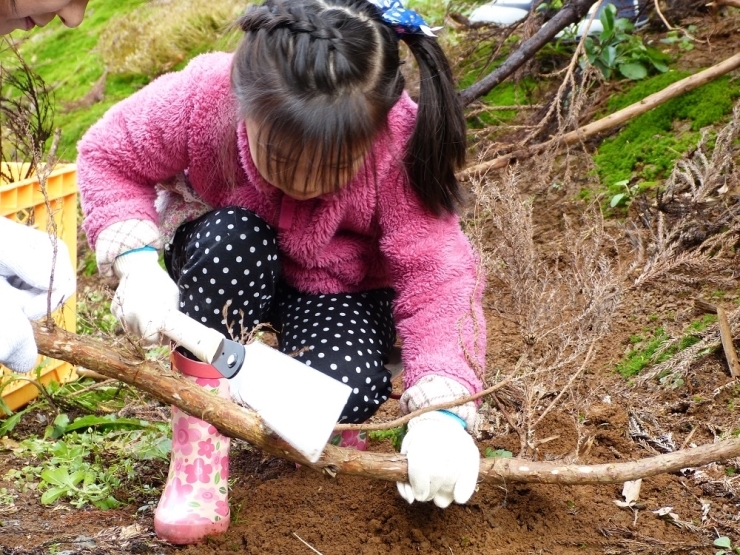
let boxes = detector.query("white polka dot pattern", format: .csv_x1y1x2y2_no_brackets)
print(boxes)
164,207,396,423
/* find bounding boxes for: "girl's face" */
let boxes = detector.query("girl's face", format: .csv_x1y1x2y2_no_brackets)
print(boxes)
0,0,89,35
246,120,366,201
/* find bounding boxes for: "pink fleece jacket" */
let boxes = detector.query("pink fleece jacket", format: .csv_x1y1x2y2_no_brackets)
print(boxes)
77,52,485,396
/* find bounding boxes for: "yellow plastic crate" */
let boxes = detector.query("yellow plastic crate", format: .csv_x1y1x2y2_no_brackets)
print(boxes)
0,163,78,412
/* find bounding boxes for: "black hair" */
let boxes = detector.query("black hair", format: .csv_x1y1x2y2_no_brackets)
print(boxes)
231,0,466,214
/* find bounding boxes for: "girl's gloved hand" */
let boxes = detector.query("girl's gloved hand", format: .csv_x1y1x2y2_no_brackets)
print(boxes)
0,278,40,372
112,248,179,345
396,410,480,508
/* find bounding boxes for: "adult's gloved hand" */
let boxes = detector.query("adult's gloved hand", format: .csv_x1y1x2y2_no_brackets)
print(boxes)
0,278,40,372
397,410,480,508
112,248,179,345
0,218,76,321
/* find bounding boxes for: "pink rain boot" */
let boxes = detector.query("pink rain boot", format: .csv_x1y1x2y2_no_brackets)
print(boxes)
330,429,368,451
154,350,231,545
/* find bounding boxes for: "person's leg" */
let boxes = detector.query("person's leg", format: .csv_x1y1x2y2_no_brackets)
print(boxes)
155,207,280,544
275,287,396,449
165,207,281,336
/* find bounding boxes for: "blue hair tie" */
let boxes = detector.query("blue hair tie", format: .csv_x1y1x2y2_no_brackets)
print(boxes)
366,0,438,37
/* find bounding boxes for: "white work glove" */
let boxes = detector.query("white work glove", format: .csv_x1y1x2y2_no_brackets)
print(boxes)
0,218,76,321
397,410,480,508
0,219,76,372
0,278,39,372
112,248,179,345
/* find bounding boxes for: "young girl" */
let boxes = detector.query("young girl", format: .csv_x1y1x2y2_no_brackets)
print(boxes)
0,0,88,372
77,0,486,544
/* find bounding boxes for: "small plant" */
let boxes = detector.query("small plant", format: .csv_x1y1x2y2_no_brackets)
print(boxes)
581,4,669,80
0,487,17,506
714,536,740,555
76,286,118,336
5,412,170,509
660,28,696,52
609,179,635,208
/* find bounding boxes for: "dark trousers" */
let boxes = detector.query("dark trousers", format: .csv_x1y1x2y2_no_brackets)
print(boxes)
164,207,395,423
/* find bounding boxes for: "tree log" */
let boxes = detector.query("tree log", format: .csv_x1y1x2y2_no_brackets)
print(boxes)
458,0,599,106
32,323,740,485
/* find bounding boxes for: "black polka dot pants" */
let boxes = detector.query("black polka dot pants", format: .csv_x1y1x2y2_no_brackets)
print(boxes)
164,207,395,423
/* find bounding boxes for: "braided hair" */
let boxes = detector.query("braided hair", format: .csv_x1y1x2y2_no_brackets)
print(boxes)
231,0,466,214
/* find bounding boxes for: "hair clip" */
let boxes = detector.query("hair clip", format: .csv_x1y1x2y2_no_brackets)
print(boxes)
366,0,440,37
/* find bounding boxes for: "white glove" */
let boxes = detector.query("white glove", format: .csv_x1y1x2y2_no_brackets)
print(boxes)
0,218,75,321
397,411,480,508
0,278,39,372
112,248,179,345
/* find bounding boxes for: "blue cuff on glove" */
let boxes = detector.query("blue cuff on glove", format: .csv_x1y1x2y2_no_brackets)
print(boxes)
116,245,157,258
437,410,467,429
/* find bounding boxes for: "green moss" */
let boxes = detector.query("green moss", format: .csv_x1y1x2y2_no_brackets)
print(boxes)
687,314,717,333
594,71,740,195
616,327,669,378
616,315,719,379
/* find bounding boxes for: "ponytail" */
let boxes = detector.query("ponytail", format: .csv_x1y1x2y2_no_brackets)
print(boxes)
401,34,467,215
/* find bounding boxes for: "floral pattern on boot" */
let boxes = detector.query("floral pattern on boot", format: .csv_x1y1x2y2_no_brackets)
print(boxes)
330,429,368,451
154,375,231,544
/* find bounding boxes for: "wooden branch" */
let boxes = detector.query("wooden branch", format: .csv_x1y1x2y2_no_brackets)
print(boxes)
458,0,599,106
711,0,740,8
32,323,740,485
694,299,740,378
462,50,740,178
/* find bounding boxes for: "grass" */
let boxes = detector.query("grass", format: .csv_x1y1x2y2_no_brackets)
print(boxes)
3,0,247,160
3,0,149,159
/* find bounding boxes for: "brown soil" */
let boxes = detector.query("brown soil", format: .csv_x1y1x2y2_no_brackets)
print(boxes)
3,10,740,555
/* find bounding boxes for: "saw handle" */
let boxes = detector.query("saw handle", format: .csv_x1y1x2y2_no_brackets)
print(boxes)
160,310,225,364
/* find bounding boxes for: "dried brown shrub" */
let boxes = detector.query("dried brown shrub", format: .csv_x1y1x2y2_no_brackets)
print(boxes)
630,104,740,384
627,103,740,293
468,167,623,455
97,0,249,79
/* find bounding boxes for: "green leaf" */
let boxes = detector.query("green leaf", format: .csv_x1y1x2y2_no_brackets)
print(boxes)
0,411,23,436
602,45,617,68
610,193,627,207
619,62,648,80
651,60,669,73
40,467,72,487
92,496,121,510
600,4,616,36
63,415,150,433
45,413,71,439
41,486,68,505
715,538,733,549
